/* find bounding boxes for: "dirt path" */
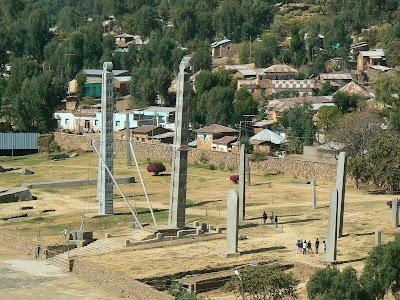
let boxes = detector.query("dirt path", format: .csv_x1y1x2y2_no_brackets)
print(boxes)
0,245,120,299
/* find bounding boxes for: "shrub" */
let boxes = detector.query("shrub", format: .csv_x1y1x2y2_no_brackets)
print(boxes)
230,175,239,183
36,134,60,153
146,162,166,176
208,164,216,170
199,152,209,164
229,264,299,299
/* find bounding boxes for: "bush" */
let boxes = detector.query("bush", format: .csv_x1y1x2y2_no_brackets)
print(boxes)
36,134,60,153
199,152,209,164
208,164,216,170
250,151,270,162
230,175,239,183
230,264,299,299
146,162,166,176
307,266,371,300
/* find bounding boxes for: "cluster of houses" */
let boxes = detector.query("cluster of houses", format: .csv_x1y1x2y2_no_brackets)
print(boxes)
52,29,392,154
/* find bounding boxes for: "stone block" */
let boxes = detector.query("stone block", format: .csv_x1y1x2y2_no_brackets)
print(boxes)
193,221,200,227
124,239,130,247
156,233,164,240
392,197,399,228
375,230,382,246
177,230,185,237
215,227,222,234
336,152,347,238
105,233,111,238
325,188,338,263
10,168,34,175
196,229,202,235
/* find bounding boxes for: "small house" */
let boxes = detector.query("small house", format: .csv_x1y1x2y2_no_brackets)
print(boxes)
250,129,287,152
195,124,238,151
271,79,315,96
357,49,386,72
132,125,171,143
211,39,234,58
264,65,298,80
316,73,352,89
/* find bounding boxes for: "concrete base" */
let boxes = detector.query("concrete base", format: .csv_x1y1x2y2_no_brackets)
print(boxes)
85,213,110,218
145,225,179,236
319,258,338,264
218,251,241,258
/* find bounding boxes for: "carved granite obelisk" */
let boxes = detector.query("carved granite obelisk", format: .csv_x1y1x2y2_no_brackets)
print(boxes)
238,144,246,221
392,197,399,228
219,188,241,257
126,113,131,166
168,57,191,229
97,62,114,215
336,152,347,238
311,179,317,209
325,188,339,263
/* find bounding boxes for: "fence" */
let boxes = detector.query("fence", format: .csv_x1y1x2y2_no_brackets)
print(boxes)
0,132,40,151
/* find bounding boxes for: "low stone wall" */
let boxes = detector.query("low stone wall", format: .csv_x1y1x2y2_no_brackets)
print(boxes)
72,258,174,300
54,133,340,182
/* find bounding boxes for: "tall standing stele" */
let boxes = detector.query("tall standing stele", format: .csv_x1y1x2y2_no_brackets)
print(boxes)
168,57,191,229
97,62,114,215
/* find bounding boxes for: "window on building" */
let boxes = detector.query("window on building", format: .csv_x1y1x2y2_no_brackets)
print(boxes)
93,87,96,96
203,134,206,141
116,121,120,126
95,120,98,125
85,87,89,94
65,119,69,124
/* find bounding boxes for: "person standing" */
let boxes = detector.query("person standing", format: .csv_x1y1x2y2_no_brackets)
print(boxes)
274,215,278,228
270,212,274,223
323,240,326,254
263,211,267,224
303,240,307,254
296,240,300,254
307,240,313,254
315,238,320,254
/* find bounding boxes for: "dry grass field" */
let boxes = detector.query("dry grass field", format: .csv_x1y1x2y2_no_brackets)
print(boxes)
0,151,399,299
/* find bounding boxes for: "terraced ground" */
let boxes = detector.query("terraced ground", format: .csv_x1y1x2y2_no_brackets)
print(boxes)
0,151,398,299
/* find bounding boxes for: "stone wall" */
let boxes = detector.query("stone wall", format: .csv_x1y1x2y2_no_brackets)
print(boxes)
54,133,341,182
72,258,174,300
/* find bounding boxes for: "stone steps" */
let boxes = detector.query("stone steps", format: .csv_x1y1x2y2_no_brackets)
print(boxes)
47,238,125,270
131,231,155,241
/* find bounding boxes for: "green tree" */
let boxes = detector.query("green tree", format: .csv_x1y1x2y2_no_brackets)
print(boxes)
361,234,400,299
234,88,258,122
319,81,336,96
135,5,160,38
152,65,171,106
373,74,400,109
239,42,250,64
10,73,65,133
316,105,341,132
198,86,235,126
129,65,157,108
25,9,52,61
332,91,363,113
75,71,86,103
307,266,371,300
279,102,315,149
232,264,299,300
194,70,219,96
191,47,212,73
290,22,306,68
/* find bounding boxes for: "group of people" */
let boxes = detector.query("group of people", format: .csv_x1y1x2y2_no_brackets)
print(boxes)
296,238,326,255
262,211,278,228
